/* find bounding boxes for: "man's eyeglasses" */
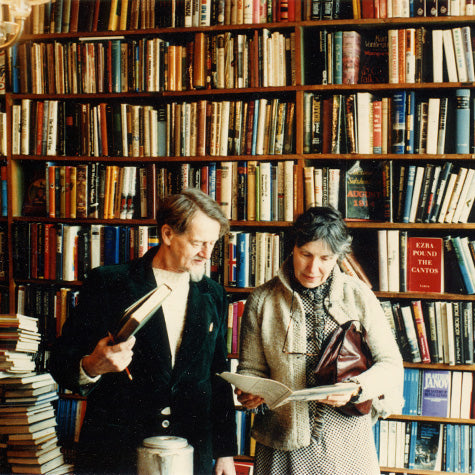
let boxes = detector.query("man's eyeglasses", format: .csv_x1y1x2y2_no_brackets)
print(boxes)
281,290,319,357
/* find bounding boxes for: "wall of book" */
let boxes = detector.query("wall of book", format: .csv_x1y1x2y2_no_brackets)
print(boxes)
0,0,474,473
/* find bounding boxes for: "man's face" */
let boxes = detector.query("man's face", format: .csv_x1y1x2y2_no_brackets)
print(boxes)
161,210,221,281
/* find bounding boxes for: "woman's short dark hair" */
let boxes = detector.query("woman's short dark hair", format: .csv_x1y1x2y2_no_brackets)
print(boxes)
290,206,352,257
156,188,230,238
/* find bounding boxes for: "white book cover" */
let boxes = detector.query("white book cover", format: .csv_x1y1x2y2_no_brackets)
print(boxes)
452,168,475,223
432,30,444,82
356,92,373,154
219,161,233,220
444,167,468,223
327,168,340,210
259,162,271,221
449,371,462,418
283,161,294,222
314,168,323,207
388,30,399,83
378,420,389,467
303,167,315,210
89,225,103,270
62,225,81,282
445,302,456,365
219,101,230,156
255,232,267,286
387,230,400,292
425,98,440,155
461,26,475,81
437,173,457,223
442,29,459,82
452,27,468,82
20,99,31,156
460,372,473,419
460,237,475,288
378,230,389,292
255,98,267,156
408,166,425,223
46,100,58,156
386,420,397,468
458,172,475,223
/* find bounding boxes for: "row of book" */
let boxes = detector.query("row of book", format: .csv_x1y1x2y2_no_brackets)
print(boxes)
10,29,294,96
303,161,475,224
40,164,150,221
402,368,473,418
12,223,159,282
54,398,86,446
305,0,475,19
375,420,474,472
378,232,475,294
223,231,284,288
124,161,296,222
235,409,255,457
12,98,296,158
303,89,473,155
25,0,297,34
17,284,78,349
381,298,475,365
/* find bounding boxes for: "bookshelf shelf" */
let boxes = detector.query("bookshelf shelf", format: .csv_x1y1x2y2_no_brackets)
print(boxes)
381,467,466,475
345,222,475,229
375,291,475,300
388,414,475,425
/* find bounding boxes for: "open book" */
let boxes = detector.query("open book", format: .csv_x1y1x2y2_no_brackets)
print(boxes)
219,372,358,410
114,284,172,342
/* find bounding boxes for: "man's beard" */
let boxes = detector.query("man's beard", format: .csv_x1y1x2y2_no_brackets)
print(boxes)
189,267,205,282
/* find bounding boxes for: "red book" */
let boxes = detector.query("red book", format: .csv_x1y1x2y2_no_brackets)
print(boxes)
361,0,375,18
407,237,444,293
48,165,56,218
35,101,44,156
411,300,431,363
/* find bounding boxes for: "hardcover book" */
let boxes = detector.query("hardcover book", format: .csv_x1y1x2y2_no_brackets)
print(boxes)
406,237,444,293
113,284,172,343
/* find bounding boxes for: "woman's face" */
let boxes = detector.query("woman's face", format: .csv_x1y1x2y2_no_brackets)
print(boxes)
292,239,339,288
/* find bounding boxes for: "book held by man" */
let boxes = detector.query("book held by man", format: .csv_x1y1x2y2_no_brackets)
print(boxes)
219,372,358,410
113,284,172,342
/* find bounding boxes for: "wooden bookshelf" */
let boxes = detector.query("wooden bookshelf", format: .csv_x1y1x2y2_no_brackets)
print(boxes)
2,1,475,471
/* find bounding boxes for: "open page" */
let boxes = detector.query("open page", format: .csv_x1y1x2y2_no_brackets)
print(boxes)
219,372,358,410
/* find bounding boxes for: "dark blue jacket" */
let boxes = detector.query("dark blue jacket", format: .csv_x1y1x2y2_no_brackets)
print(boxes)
49,246,237,474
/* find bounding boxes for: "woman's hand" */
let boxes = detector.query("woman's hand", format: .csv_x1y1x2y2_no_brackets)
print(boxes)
319,383,361,407
235,389,265,409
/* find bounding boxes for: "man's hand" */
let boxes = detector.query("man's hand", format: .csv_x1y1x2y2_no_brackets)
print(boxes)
214,456,236,475
82,335,136,378
235,389,265,409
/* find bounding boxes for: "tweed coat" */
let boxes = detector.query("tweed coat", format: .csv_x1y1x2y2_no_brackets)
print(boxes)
238,257,404,451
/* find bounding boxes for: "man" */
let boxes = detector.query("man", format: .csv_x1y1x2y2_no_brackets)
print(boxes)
49,189,237,475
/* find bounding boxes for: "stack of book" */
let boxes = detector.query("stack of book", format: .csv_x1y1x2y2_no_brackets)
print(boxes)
0,314,73,474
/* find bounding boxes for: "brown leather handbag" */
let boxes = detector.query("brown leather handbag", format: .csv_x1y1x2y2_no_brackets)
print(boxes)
313,320,373,417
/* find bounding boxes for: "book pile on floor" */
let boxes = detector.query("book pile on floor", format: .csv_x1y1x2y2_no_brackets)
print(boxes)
0,314,73,474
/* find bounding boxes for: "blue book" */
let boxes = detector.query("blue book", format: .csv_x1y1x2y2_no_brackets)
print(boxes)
460,424,469,474
111,40,122,94
251,100,259,156
455,89,470,154
333,31,343,85
420,369,450,417
451,236,475,294
104,226,120,266
411,368,421,416
1,167,7,217
119,226,130,264
236,232,250,288
208,162,217,201
402,165,416,223
408,420,418,468
402,368,413,415
373,421,380,459
405,91,415,154
392,91,407,154
445,424,454,472
10,44,19,93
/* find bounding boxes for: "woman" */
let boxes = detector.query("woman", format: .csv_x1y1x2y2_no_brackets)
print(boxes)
237,206,404,475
